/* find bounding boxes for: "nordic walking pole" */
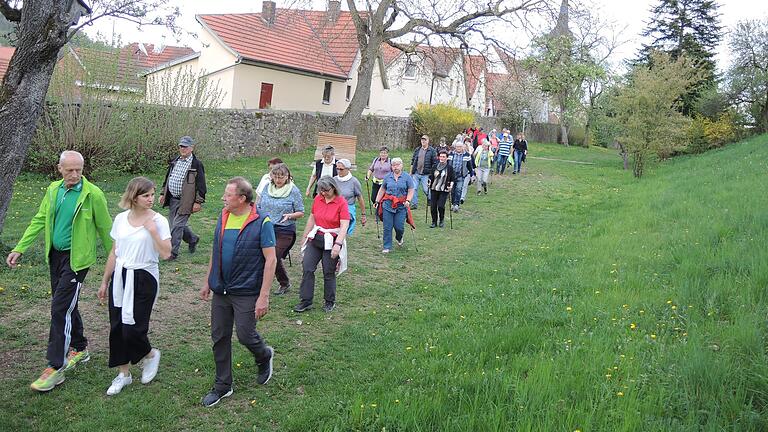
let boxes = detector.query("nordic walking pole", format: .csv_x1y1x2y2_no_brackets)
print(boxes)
410,227,419,252
374,204,381,239
364,179,373,216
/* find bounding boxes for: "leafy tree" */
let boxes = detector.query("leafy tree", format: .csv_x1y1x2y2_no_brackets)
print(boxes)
0,0,179,235
726,18,768,133
603,52,702,177
635,0,723,115
525,1,606,146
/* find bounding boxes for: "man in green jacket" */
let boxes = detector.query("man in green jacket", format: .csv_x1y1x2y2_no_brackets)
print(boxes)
6,151,112,392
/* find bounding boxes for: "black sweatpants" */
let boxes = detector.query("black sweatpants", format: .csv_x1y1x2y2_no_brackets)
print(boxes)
48,249,89,370
211,293,271,393
108,268,157,367
430,191,450,224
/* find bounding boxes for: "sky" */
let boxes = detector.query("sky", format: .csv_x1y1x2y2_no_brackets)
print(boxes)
82,0,768,72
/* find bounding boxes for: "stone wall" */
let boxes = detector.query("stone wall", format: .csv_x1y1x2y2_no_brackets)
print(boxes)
198,109,561,159
200,109,418,159
475,117,560,143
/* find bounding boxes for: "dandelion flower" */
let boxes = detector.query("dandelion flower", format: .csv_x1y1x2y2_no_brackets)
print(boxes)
630,323,637,330
617,392,624,397
395,400,400,403
650,334,657,339
566,306,573,312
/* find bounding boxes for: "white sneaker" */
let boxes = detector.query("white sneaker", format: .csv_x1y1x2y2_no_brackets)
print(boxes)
141,348,161,384
106,372,132,396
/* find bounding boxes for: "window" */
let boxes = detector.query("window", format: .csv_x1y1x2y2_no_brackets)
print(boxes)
404,61,417,79
322,81,332,104
346,85,352,101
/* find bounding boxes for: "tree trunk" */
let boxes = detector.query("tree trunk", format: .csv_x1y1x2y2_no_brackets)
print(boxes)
338,45,379,135
758,88,768,133
558,94,569,146
0,2,71,236
583,113,592,147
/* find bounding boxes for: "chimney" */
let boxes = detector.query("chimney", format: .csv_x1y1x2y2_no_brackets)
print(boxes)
262,1,276,25
327,0,341,22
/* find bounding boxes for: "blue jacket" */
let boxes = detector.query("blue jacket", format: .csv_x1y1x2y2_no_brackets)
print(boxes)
208,204,270,296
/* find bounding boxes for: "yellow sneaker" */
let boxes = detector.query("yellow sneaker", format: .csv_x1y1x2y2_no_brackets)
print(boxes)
30,367,65,392
63,348,90,372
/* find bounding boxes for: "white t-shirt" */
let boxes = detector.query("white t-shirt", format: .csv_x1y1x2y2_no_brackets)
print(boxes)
255,173,271,197
111,211,171,266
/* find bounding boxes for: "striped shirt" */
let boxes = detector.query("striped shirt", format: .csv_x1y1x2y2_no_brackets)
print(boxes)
497,140,512,157
167,156,194,197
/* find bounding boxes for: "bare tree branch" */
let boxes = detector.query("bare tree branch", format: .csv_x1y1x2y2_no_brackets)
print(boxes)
0,0,21,22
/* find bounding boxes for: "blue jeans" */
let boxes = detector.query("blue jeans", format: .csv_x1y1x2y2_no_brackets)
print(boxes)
411,173,430,206
382,205,406,249
495,156,509,174
451,176,464,205
513,150,524,173
347,203,357,235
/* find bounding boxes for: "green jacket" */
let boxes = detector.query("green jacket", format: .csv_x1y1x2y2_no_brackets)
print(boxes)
13,177,113,271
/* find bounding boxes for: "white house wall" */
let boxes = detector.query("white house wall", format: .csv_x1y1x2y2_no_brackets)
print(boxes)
231,63,348,112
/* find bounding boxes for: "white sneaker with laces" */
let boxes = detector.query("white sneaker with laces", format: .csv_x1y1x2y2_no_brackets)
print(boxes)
141,348,161,384
106,372,132,396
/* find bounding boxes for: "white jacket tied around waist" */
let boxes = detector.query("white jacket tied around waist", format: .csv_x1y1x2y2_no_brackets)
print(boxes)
112,257,160,325
302,225,347,275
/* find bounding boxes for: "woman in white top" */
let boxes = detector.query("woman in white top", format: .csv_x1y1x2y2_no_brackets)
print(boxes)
98,177,172,396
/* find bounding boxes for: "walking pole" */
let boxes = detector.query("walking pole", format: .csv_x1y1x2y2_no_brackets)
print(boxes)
374,204,381,239
425,200,428,224
449,201,453,230
410,227,419,252
364,179,373,216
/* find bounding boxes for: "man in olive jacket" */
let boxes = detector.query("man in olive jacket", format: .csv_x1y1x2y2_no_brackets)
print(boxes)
6,151,112,392
160,136,207,260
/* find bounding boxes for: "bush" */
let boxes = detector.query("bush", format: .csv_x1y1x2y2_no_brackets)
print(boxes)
26,56,223,177
685,112,740,154
410,103,475,147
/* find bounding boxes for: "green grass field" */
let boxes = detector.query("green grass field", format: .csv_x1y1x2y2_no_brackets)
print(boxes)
1,136,767,431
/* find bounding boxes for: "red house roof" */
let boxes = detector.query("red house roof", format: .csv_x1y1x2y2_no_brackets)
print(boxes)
197,10,361,80
464,54,486,100
0,46,14,83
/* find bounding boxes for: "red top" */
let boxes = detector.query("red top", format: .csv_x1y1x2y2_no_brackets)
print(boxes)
312,195,350,229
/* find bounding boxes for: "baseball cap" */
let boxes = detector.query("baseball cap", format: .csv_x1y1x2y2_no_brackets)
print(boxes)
179,136,194,147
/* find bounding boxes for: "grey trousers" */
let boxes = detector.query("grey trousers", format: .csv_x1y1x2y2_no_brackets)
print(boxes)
299,236,338,304
211,293,271,392
168,196,198,256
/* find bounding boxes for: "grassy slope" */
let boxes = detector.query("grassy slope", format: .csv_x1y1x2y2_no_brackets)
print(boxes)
0,135,767,431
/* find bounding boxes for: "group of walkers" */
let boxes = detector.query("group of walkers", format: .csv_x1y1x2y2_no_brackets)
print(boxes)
5,128,528,407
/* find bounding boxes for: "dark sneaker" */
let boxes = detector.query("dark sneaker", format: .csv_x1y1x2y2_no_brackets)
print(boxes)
275,284,290,296
477,190,481,195
293,301,313,313
429,222,437,228
189,238,199,254
323,301,335,313
256,346,274,385
201,388,233,407
168,254,178,261
460,199,465,205
439,220,445,228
